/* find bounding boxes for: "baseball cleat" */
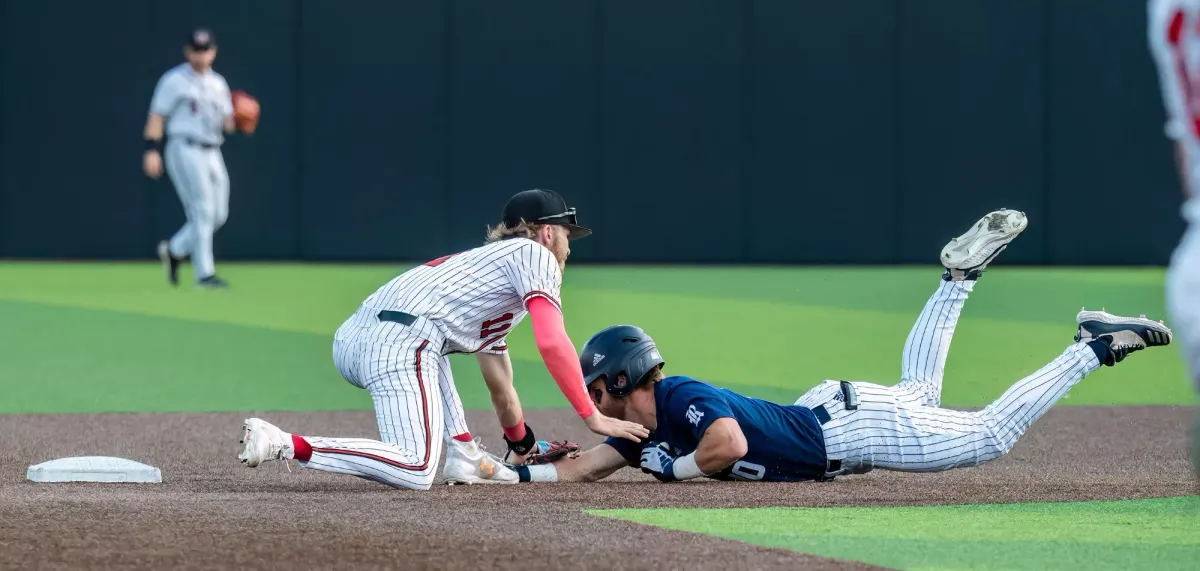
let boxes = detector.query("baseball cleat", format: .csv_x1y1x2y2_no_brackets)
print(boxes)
157,240,181,287
238,418,295,467
198,275,229,289
941,209,1028,281
1075,309,1172,366
443,438,518,485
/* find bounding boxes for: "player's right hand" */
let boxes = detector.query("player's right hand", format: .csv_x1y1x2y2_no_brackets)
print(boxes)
583,410,649,443
143,150,163,179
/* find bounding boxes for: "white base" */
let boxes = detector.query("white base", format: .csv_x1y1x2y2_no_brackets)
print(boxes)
27,456,162,483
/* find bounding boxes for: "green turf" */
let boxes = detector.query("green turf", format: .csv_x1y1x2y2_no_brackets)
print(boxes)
2,263,1194,570
0,263,1193,414
590,497,1200,570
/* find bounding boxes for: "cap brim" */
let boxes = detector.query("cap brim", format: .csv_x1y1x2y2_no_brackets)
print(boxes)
565,224,592,240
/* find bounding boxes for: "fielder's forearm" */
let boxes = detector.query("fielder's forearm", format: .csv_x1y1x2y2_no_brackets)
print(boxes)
144,114,164,141
476,352,524,430
528,297,596,418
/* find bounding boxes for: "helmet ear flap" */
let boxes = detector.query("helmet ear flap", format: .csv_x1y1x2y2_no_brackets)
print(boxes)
606,371,632,397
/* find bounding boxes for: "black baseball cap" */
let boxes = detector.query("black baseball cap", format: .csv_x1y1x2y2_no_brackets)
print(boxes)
187,28,216,51
502,189,592,240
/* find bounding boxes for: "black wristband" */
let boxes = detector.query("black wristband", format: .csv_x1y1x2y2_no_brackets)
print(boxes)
503,423,537,455
144,137,163,153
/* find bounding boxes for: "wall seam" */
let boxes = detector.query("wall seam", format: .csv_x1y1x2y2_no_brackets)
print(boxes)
295,0,305,259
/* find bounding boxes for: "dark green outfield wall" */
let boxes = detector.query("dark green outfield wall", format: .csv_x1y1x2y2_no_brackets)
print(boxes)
0,1,1185,264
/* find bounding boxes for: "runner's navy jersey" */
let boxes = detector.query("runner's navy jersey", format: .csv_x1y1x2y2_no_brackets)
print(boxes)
604,376,829,482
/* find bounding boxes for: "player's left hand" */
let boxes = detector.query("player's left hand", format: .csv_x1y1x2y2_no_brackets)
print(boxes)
639,442,678,482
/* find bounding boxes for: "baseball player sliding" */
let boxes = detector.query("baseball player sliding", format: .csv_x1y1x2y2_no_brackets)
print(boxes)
1148,0,1200,480
502,210,1174,484
143,28,259,289
237,189,648,490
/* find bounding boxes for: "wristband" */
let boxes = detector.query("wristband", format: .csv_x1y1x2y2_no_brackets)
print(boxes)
144,137,163,153
503,422,537,455
515,464,558,483
671,452,704,481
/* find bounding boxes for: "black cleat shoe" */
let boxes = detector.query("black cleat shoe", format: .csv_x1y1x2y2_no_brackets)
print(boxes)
197,275,229,289
1075,309,1172,366
941,209,1028,281
157,240,183,286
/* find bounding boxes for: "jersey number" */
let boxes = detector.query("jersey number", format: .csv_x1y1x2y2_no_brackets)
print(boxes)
480,313,514,338
728,460,766,481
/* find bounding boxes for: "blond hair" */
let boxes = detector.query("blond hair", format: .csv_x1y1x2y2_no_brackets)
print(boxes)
645,366,665,385
485,219,546,243
632,366,665,391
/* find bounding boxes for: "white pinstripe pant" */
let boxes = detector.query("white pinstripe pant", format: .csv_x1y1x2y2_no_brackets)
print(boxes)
1165,220,1200,477
1166,222,1200,392
795,279,1102,475
293,308,471,490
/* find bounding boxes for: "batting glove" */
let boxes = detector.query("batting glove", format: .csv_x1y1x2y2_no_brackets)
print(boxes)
639,442,677,482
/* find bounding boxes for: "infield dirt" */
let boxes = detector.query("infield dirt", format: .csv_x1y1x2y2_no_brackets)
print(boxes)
1,406,1194,570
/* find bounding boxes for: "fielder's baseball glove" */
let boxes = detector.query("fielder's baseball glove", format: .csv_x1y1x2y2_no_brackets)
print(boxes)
231,89,260,134
504,440,581,465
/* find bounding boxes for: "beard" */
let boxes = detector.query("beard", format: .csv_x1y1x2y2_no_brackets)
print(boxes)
551,235,570,272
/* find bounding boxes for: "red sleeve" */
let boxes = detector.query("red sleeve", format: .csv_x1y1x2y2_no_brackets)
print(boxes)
527,296,596,419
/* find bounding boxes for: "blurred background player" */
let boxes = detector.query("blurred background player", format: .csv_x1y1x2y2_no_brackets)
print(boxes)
505,210,1173,484
143,28,247,289
1148,0,1200,480
237,189,648,490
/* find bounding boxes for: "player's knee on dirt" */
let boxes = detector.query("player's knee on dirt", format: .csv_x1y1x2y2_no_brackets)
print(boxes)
408,472,436,491
384,468,436,491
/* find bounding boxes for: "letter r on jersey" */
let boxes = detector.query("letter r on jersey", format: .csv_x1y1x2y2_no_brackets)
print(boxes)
686,405,704,426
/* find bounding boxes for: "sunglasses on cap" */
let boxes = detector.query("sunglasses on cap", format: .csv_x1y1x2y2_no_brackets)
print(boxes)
536,208,579,226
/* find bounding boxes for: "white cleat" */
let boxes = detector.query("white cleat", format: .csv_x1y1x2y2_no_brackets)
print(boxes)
443,438,518,485
941,208,1029,280
238,418,295,468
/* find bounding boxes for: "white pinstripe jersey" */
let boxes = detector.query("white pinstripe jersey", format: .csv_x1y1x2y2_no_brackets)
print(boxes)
361,238,563,354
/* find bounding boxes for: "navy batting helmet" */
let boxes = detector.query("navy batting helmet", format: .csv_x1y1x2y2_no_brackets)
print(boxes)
579,325,665,397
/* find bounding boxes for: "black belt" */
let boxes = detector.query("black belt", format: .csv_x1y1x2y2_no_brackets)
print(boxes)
812,406,843,475
812,405,831,425
377,310,417,326
813,381,859,477
182,137,219,149
811,381,859,425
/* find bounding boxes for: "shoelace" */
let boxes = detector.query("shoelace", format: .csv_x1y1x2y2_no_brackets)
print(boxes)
471,438,515,476
1105,333,1145,364
269,441,293,473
